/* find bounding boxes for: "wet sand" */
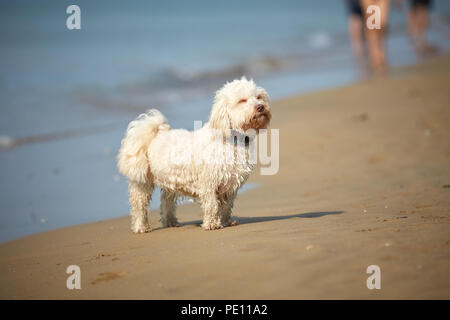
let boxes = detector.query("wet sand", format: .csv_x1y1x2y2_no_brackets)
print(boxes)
0,55,449,299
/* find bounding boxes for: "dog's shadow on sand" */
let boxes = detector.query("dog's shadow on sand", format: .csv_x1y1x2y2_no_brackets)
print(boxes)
174,211,344,229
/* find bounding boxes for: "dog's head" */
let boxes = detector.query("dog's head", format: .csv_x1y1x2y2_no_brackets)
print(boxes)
208,77,271,134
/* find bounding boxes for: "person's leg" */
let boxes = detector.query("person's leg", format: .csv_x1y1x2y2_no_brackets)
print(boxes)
416,4,429,49
408,6,419,47
349,14,365,59
378,0,390,69
361,0,390,72
346,0,368,73
408,0,437,55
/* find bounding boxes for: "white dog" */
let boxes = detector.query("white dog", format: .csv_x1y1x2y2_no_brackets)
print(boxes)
117,77,271,233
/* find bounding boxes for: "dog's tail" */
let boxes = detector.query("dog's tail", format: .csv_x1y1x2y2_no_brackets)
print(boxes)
117,109,170,184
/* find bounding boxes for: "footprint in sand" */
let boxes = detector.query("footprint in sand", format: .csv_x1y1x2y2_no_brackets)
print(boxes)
86,252,121,262
415,204,436,209
368,154,385,165
91,272,126,285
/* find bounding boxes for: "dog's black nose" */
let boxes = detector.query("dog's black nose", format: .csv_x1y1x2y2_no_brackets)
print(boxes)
256,104,265,113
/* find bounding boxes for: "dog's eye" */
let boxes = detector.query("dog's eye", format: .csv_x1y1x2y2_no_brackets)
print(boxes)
256,95,263,100
238,99,247,104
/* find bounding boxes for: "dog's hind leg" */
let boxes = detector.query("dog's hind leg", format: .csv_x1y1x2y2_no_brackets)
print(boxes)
160,190,178,227
129,181,153,233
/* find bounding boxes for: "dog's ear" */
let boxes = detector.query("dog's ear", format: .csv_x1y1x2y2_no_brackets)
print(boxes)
256,87,270,103
208,89,231,132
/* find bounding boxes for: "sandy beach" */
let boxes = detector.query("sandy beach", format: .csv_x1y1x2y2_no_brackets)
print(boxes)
1,55,449,299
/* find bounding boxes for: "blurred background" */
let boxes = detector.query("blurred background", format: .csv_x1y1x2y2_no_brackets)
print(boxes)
0,0,449,242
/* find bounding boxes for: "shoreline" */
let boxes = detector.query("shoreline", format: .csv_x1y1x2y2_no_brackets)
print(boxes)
1,55,449,299
0,53,444,244
0,56,423,244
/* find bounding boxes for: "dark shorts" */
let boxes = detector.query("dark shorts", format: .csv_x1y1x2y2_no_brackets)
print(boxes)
410,0,432,9
346,0,363,18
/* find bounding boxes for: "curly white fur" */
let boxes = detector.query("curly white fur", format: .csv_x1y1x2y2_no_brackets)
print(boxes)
117,77,271,233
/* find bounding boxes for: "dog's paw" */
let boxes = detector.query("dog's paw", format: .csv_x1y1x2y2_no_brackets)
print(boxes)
229,220,238,226
219,219,238,228
131,224,151,234
168,222,180,228
202,223,224,231
161,218,179,228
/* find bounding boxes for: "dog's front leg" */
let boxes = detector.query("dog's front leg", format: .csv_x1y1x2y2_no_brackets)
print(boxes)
219,193,238,227
160,190,178,227
200,192,223,230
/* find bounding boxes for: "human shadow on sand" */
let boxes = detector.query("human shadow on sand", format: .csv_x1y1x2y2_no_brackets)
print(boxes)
173,211,344,229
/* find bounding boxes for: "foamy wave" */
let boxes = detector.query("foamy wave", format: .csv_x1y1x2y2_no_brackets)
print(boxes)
0,135,17,149
0,123,121,150
308,32,332,49
72,55,297,112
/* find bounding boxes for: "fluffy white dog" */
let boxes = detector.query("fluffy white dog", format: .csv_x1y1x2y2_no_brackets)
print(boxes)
117,77,271,233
